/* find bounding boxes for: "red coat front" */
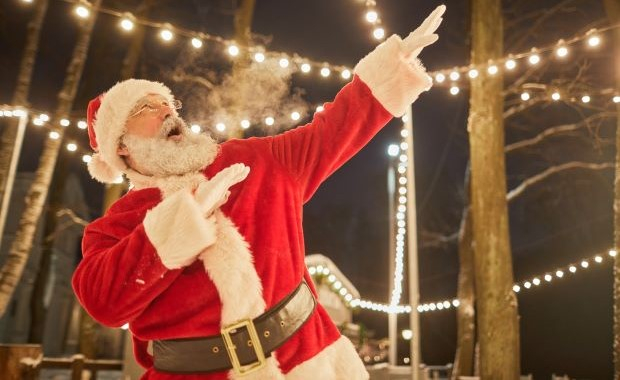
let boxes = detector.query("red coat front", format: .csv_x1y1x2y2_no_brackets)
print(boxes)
73,35,431,380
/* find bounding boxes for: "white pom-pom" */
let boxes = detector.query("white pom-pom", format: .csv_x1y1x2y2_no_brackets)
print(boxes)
87,153,123,183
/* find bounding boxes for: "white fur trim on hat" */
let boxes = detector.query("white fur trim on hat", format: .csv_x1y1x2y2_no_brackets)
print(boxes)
89,79,174,183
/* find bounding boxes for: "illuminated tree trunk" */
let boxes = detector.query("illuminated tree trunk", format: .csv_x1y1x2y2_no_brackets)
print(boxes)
603,1,620,378
0,0,102,317
468,0,520,378
0,0,48,222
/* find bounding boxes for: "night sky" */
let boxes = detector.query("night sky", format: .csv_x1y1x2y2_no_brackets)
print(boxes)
0,0,616,378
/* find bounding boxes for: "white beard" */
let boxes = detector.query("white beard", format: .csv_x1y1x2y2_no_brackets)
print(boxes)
122,116,219,177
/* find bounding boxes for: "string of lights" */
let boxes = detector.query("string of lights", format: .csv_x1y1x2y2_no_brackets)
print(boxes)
18,0,620,91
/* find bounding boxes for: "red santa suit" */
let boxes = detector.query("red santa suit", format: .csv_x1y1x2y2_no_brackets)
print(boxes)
72,33,433,379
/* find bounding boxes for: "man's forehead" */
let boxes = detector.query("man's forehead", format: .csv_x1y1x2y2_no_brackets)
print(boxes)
139,93,169,103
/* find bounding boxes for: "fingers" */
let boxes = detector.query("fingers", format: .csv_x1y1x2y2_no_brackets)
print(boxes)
417,5,446,37
405,34,439,59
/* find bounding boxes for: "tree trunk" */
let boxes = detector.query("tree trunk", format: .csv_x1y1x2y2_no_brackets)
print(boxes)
0,0,102,317
603,1,620,379
468,0,520,378
451,206,476,379
0,0,48,226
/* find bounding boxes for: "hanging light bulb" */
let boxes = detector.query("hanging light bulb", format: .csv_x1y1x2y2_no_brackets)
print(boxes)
373,27,385,40
190,124,201,134
191,37,203,49
215,122,226,132
513,285,521,293
505,57,517,70
279,58,290,68
254,52,265,62
366,10,378,23
49,131,60,140
315,105,324,113
82,154,92,163
468,69,479,79
613,96,620,103
301,63,311,73
159,24,174,42
569,265,577,273
521,92,530,101
586,29,601,47
581,95,591,103
320,67,331,77
551,91,561,101
77,120,87,129
341,69,352,80
449,86,460,95
265,116,275,126
74,1,91,19
228,44,240,56
60,118,70,127
240,119,251,129
120,13,135,31
435,73,446,83
532,278,541,286
66,143,78,152
595,255,603,263
39,113,49,122
610,250,618,257
449,71,460,81
555,40,568,58
528,49,541,65
291,111,301,121
487,65,499,75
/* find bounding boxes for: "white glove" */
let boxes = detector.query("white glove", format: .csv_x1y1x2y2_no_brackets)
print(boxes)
195,163,250,216
403,5,446,62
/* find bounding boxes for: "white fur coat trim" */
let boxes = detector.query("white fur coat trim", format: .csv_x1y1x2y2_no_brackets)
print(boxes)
199,212,283,379
143,188,217,269
284,335,369,380
354,34,432,117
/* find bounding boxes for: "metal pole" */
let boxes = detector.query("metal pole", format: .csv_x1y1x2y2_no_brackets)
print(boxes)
404,106,421,380
0,112,29,248
388,162,397,366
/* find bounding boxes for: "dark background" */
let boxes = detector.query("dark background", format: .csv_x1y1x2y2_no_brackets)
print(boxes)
0,0,615,378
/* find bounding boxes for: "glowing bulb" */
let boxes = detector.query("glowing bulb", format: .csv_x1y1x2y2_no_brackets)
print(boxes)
505,59,517,70
513,285,521,293
524,281,531,289
160,28,173,42
610,250,618,257
39,113,49,122
191,37,203,49
487,65,498,75
315,105,324,113
33,118,44,126
400,129,409,138
613,96,620,103
387,144,400,157
341,69,352,80
49,131,60,140
528,53,540,65
190,124,201,134
544,274,552,282
581,95,591,103
556,270,564,278
449,71,460,81
320,67,331,77
82,154,92,163
435,73,446,83
77,120,87,129
279,58,289,68
240,119,251,129
120,16,134,31
468,69,479,79
254,52,265,62
215,122,226,132
21,0,33,3
452,300,460,307
400,142,408,150
532,278,541,286
291,111,301,121
551,92,561,101
569,265,577,273
373,27,385,40
60,118,70,127
556,46,568,58
301,63,311,73
366,10,378,23
75,4,90,19
581,260,589,268
449,86,460,96
587,33,601,47
265,116,275,126
66,143,77,152
595,255,603,263
521,92,530,101
228,45,239,56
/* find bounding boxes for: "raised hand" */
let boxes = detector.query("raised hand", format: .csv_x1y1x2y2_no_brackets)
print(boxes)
403,5,446,61
195,163,250,216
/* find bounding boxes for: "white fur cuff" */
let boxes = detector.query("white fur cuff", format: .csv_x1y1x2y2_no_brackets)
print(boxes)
354,34,432,117
143,189,216,269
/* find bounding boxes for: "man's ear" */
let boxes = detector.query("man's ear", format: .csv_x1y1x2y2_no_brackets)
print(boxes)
117,144,129,156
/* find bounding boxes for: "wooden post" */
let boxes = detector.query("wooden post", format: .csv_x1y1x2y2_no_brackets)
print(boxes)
71,354,85,380
0,344,42,380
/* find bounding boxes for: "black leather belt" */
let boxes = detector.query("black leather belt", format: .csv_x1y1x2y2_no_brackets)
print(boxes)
153,280,317,376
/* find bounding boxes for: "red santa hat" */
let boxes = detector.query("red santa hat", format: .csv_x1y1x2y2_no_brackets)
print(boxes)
86,79,175,183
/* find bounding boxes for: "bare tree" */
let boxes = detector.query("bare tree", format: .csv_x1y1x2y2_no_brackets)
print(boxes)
0,0,48,229
0,0,102,317
602,1,620,379
468,0,520,378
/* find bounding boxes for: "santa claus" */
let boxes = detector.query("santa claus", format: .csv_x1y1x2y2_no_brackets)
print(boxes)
72,5,445,379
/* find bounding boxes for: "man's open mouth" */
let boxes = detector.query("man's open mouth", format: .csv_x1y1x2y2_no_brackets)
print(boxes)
167,126,182,138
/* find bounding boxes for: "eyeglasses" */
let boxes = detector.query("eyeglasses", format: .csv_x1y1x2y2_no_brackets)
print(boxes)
129,99,182,118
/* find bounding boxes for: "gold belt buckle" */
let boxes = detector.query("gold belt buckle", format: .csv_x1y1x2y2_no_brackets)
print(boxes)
221,318,266,375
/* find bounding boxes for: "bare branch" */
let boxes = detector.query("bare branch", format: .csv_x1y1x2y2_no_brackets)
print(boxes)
507,0,577,49
507,161,614,201
505,112,614,153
